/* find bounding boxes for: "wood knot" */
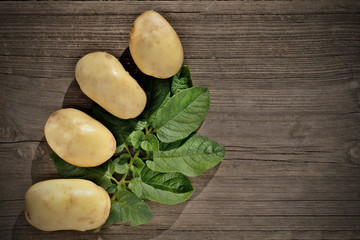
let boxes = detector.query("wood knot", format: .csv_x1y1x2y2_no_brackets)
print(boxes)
347,142,360,165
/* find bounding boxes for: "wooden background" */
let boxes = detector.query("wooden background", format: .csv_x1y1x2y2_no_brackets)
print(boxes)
1,1,360,239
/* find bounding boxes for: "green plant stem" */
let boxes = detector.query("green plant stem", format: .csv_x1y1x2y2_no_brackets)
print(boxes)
119,149,141,185
145,126,153,135
94,225,103,233
133,150,140,158
111,177,120,185
111,194,116,201
119,173,128,185
124,143,131,156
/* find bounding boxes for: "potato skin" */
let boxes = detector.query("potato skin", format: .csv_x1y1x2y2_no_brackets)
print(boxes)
45,108,116,167
75,52,147,119
129,10,183,79
25,179,111,231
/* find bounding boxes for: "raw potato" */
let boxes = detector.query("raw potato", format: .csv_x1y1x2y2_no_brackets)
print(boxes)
75,52,147,119
129,10,184,79
25,179,111,231
45,108,116,167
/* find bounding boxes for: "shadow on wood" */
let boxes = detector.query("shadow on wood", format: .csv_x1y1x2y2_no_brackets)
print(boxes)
11,47,221,239
11,138,219,239
62,80,94,115
119,47,141,78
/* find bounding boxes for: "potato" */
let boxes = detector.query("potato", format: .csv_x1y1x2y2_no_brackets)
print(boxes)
45,108,116,167
75,52,146,119
25,179,111,231
129,10,183,79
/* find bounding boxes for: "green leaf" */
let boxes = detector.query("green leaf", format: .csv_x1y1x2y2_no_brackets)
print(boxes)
118,183,127,192
92,104,139,146
147,133,226,177
130,157,145,173
128,130,145,149
50,153,113,189
113,153,130,174
128,166,194,205
106,184,117,194
159,138,185,151
106,160,115,176
105,190,153,226
141,134,159,151
131,118,147,131
105,202,121,225
115,144,125,154
137,73,171,124
153,86,210,143
171,65,193,95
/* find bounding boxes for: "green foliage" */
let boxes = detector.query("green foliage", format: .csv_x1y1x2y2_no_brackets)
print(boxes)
105,188,153,226
129,167,194,205
115,144,125,154
141,134,159,151
153,86,210,143
92,103,137,146
128,130,145,149
50,153,114,190
50,66,225,230
148,133,226,177
171,65,193,95
130,157,145,173
113,153,130,174
136,72,171,125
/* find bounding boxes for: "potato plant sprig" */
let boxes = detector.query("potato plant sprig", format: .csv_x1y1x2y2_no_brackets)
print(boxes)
51,66,226,229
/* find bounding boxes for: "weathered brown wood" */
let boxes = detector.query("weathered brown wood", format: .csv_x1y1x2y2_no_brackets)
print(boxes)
1,1,360,239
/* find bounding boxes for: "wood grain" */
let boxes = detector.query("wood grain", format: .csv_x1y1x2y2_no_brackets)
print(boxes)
1,1,360,239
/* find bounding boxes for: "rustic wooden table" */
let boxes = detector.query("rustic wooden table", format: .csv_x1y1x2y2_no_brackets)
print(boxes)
1,1,360,239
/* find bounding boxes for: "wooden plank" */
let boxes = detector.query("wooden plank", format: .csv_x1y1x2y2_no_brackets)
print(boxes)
1,1,360,239
0,1,360,15
152,230,360,240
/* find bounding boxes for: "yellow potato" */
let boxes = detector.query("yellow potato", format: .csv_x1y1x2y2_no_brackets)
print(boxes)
25,179,111,231
129,10,184,79
45,108,116,167
75,52,146,119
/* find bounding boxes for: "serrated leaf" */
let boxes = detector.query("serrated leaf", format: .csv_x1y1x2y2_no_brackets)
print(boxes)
128,130,145,149
171,65,193,95
141,134,159,151
50,153,113,189
147,133,226,177
137,73,171,124
128,166,194,205
153,87,210,143
105,190,153,226
113,153,130,174
92,104,139,146
130,157,145,173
